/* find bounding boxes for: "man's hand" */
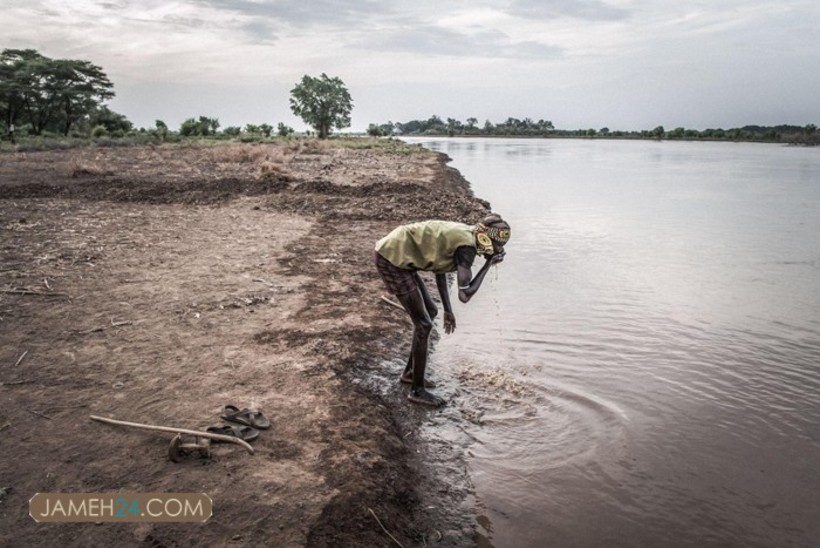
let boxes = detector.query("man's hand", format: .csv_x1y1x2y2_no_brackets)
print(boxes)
443,311,456,334
489,250,506,265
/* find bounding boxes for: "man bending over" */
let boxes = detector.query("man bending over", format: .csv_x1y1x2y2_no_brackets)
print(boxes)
374,214,511,406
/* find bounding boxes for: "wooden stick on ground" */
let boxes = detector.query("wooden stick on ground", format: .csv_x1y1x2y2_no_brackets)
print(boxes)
28,409,52,420
89,415,254,454
110,319,132,327
14,350,28,367
0,379,32,386
0,288,70,297
379,295,405,312
368,507,405,548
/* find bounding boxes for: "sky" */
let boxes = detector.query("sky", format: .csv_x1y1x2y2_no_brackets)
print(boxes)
4,0,820,133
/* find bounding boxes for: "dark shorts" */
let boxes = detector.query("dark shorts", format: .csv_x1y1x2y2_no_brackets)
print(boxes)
374,251,418,296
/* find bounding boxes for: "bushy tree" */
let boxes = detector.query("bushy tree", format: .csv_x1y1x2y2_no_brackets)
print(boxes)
53,59,114,135
180,116,219,136
153,120,168,140
0,49,43,131
365,123,395,137
289,73,352,139
0,49,114,135
179,118,200,136
88,105,132,135
277,122,294,137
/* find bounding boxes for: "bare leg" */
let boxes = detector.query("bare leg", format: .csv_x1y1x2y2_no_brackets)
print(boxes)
400,278,437,388
414,272,438,319
396,288,444,407
400,353,436,388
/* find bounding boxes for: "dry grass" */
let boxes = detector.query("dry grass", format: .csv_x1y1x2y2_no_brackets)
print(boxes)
299,140,331,155
68,160,110,178
257,160,287,180
208,144,270,164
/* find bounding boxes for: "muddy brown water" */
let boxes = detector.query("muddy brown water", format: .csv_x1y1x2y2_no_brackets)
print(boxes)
404,138,820,547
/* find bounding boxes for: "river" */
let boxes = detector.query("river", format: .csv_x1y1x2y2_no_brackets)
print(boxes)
403,137,820,547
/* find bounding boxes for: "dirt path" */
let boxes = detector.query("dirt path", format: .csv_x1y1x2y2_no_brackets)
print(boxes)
0,140,490,546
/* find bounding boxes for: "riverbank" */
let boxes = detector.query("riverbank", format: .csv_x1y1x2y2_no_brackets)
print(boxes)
0,139,490,546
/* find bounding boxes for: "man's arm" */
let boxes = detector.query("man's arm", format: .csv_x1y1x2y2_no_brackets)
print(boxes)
457,251,505,303
435,273,456,334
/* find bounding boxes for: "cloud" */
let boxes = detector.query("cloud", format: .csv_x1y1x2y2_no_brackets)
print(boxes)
358,24,563,59
239,20,278,43
198,0,394,26
506,0,631,22
5,0,819,131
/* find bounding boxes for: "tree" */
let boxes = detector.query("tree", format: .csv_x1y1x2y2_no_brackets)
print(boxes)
206,116,220,135
180,116,218,136
154,120,168,140
88,105,132,135
0,49,115,136
289,73,352,139
0,49,44,131
277,122,294,137
52,59,114,135
179,118,199,136
446,117,463,136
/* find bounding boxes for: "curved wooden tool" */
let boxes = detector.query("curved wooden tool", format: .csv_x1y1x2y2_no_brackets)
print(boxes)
90,415,254,455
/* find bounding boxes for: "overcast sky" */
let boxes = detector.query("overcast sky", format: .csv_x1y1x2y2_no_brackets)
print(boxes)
5,0,819,132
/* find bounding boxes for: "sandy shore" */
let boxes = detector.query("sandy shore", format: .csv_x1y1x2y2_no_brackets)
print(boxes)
0,139,490,546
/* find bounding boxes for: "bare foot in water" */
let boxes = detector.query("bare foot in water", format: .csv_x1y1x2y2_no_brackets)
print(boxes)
408,388,445,407
400,373,436,388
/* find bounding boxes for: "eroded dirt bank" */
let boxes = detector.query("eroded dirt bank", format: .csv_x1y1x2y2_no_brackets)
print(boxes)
0,140,490,546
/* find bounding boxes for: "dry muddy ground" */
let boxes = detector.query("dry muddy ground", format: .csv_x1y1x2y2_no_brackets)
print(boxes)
0,140,490,546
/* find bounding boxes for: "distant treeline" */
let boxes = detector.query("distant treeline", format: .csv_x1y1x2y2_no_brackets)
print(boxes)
368,116,820,145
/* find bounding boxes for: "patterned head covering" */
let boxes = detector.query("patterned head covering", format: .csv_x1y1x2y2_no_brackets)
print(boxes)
475,213,510,254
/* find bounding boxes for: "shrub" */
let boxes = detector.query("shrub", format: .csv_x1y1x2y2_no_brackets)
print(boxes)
257,160,286,180
277,123,295,137
69,160,109,177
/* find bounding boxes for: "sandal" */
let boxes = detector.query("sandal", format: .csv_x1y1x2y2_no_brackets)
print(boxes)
206,424,260,443
408,388,445,407
220,405,271,430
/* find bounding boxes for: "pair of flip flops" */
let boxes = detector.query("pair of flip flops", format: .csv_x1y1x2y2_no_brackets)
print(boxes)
221,405,270,429
206,405,271,443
